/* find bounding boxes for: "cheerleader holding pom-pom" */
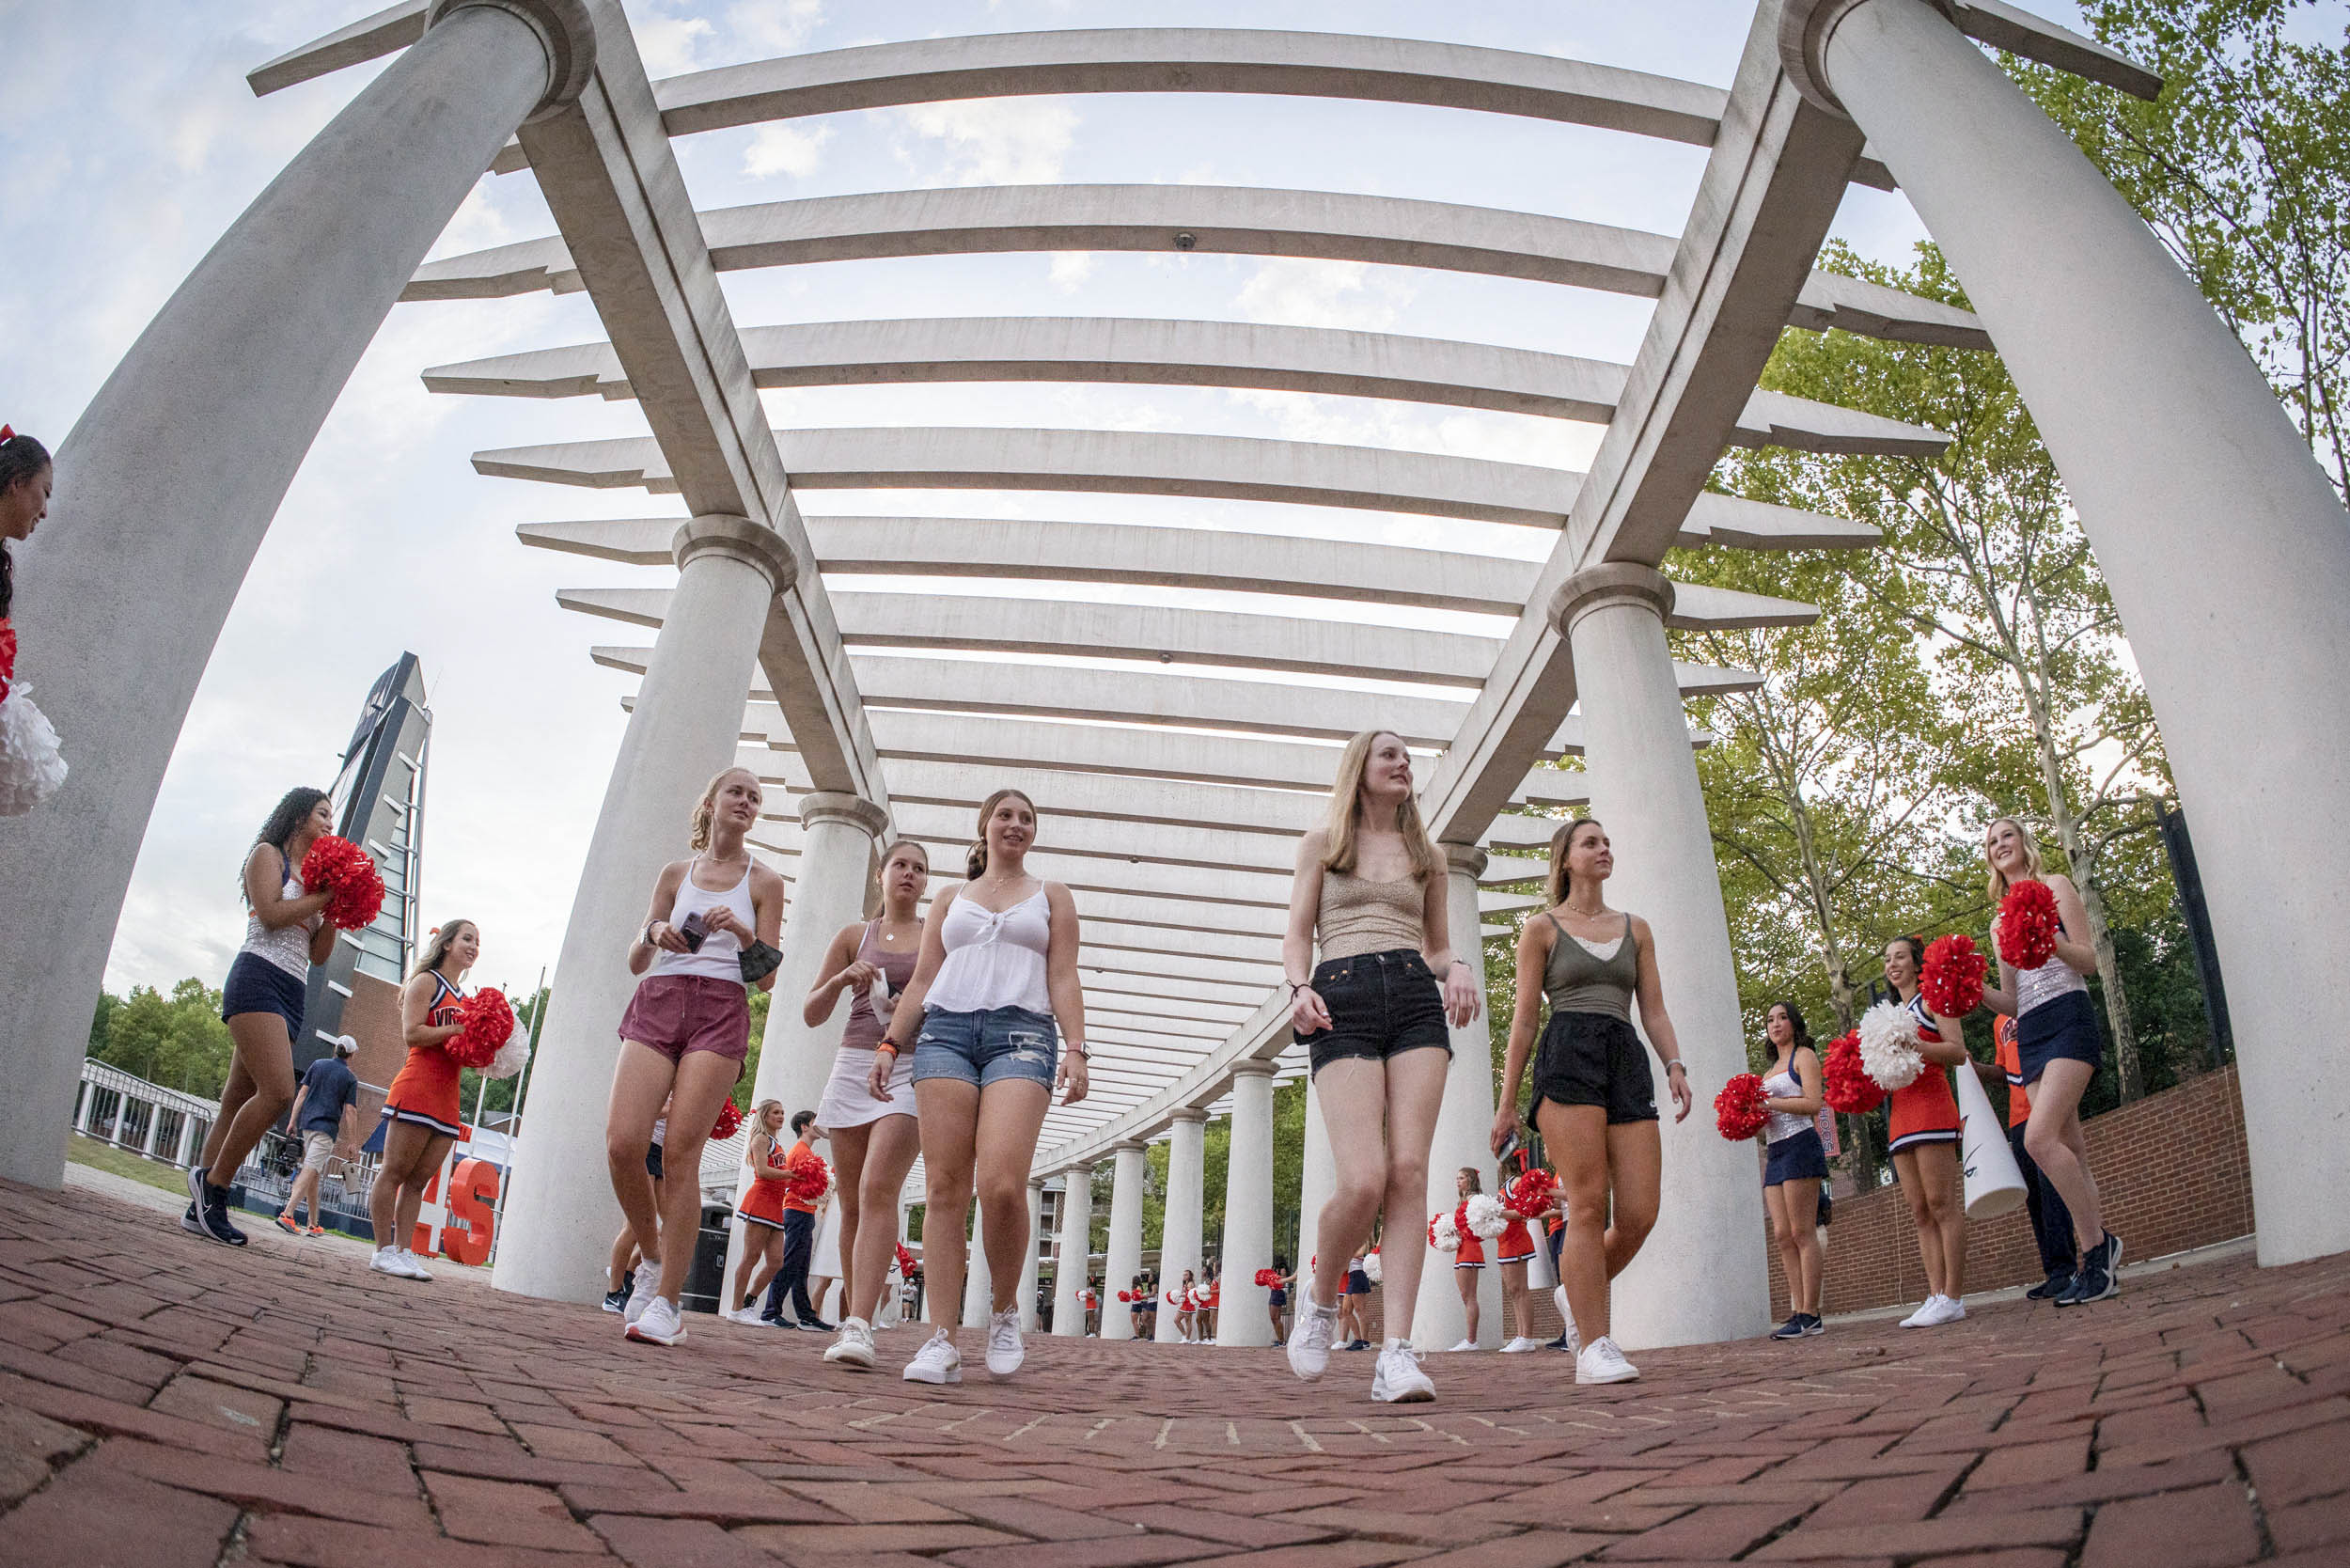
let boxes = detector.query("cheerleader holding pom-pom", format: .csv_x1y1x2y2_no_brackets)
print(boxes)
1877,936,1973,1328
0,425,64,818
1496,1158,1561,1353
1756,1002,1828,1340
1440,1171,1512,1353
368,920,492,1282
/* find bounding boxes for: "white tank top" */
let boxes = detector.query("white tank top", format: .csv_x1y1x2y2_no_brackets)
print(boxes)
1762,1052,1813,1144
651,855,757,983
925,884,1053,1014
240,847,320,980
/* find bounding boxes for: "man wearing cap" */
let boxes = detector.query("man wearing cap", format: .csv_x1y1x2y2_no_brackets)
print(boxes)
277,1037,361,1237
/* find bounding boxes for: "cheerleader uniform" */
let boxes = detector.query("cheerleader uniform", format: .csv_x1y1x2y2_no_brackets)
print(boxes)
1496,1216,1537,1266
1451,1205,1486,1271
1998,911,2102,1085
1268,1275,1290,1310
737,1133,791,1231
1885,993,1960,1156
382,973,465,1138
220,848,318,1036
1762,1048,1829,1185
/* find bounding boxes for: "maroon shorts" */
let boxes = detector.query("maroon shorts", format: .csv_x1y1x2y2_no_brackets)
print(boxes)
619,974,750,1066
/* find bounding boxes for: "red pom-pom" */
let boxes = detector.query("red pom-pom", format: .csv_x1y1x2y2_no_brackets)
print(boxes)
1714,1073,1770,1140
710,1099,744,1140
444,987,514,1069
785,1157,831,1205
301,835,385,932
1253,1267,1279,1287
895,1241,916,1278
0,620,17,705
1998,880,2060,971
1823,1029,1884,1114
1920,934,1987,1017
1503,1167,1559,1220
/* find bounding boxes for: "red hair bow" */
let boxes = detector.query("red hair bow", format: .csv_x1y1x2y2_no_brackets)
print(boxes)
0,426,15,443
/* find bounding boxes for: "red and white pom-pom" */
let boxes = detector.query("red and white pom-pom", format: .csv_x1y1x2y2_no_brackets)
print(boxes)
1503,1167,1559,1220
1361,1248,1382,1284
786,1158,832,1205
301,834,385,931
443,987,514,1070
488,1019,531,1082
1822,1029,1884,1114
1253,1267,1280,1288
1997,880,2060,971
1856,998,1925,1091
1921,933,1988,1017
1714,1073,1770,1140
0,682,69,817
1464,1192,1511,1239
1428,1210,1462,1253
895,1241,916,1278
710,1099,744,1140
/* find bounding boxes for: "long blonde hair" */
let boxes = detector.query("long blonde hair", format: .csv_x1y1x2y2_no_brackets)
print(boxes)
1544,818,1606,909
749,1097,785,1155
1320,730,1437,882
1983,816,2048,904
689,767,758,852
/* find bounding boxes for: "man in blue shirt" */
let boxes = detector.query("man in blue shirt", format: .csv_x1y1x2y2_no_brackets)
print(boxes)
276,1035,360,1236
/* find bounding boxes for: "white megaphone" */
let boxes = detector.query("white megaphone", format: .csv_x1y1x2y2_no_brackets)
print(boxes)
1954,1063,2029,1219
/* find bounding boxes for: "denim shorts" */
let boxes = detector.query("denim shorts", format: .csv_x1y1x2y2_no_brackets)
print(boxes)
1300,949,1451,1075
911,1005,1058,1090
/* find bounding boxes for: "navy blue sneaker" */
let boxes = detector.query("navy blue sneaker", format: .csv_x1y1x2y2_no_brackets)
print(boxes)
1770,1314,1807,1341
194,1184,248,1247
2027,1270,2074,1301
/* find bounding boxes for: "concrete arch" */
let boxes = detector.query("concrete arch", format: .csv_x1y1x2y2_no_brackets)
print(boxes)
430,316,1946,457
409,184,1989,351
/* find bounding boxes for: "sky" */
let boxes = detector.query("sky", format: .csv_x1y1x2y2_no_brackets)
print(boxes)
0,0,2053,1002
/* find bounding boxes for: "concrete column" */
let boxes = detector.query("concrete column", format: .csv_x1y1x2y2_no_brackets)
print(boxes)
961,1199,993,1327
1102,1140,1148,1341
1297,1070,1336,1291
1217,1061,1277,1347
1409,846,1504,1349
494,516,796,1302
173,1109,197,1168
1154,1108,1208,1341
109,1095,133,1151
720,790,886,1294
1554,565,1769,1348
0,0,593,1190
1017,1179,1045,1331
1782,0,2350,1270
1051,1163,1094,1337
73,1082,94,1137
140,1100,164,1159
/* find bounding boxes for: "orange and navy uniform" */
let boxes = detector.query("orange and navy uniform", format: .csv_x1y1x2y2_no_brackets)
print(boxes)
1886,992,1962,1153
383,973,465,1137
738,1133,793,1229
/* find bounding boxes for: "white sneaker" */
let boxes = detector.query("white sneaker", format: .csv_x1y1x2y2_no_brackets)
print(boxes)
1554,1286,1581,1355
368,1246,410,1278
398,1248,433,1281
901,1331,962,1384
1575,1336,1639,1385
1371,1341,1435,1403
1501,1336,1543,1354
1445,1339,1480,1353
823,1318,876,1370
985,1309,1024,1376
1899,1294,1943,1328
624,1263,663,1327
625,1295,687,1346
1287,1299,1340,1382
1919,1294,1967,1326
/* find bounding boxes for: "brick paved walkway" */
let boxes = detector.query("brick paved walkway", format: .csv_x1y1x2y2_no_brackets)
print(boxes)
5,1178,2347,1567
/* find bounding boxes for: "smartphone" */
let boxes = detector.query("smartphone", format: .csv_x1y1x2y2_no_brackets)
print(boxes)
678,911,708,952
1496,1128,1524,1167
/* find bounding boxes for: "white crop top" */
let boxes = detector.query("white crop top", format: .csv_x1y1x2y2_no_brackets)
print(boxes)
651,856,757,984
925,885,1053,1014
241,847,321,980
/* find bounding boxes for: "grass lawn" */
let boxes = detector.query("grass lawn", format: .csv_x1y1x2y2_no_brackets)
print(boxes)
66,1133,190,1195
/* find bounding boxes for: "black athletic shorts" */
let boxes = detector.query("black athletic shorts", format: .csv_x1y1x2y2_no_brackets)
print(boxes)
1530,1011,1658,1125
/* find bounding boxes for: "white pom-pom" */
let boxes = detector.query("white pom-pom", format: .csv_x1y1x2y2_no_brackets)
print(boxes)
1857,999,1925,1091
1361,1250,1382,1283
486,1027,531,1081
1464,1192,1511,1239
0,687,68,817
1428,1212,1461,1253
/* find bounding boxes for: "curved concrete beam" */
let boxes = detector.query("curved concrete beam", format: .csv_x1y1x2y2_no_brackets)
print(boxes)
537,516,1825,625
406,184,1988,350
478,426,1877,544
429,317,1949,457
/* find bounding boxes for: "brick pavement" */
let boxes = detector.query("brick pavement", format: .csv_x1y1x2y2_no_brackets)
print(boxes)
3,1177,2347,1567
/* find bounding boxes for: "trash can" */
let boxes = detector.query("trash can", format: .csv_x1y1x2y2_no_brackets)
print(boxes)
682,1203,731,1315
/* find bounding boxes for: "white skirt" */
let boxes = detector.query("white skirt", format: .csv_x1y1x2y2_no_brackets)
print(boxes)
815,1043,916,1132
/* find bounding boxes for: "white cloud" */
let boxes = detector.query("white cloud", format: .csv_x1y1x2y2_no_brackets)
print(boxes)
887,99,1079,186
624,0,715,75
743,122,834,180
724,0,823,54
1234,259,1416,332
1046,251,1097,292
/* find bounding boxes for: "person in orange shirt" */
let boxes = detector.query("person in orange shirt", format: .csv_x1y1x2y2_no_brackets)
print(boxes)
756,1110,833,1329
1990,1014,2078,1300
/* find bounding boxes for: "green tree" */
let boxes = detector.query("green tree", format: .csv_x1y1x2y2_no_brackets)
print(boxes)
2017,0,2350,499
88,980,236,1099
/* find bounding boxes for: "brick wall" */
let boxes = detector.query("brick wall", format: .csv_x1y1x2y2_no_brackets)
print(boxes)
1766,1065,2253,1317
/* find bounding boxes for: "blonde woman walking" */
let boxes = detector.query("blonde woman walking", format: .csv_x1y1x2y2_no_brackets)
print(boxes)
368,919,482,1281
1283,730,1480,1403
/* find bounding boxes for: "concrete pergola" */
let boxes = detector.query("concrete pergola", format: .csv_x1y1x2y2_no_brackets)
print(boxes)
7,0,2348,1356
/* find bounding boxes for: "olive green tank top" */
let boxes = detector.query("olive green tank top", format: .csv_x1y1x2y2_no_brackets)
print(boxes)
1543,911,1637,1022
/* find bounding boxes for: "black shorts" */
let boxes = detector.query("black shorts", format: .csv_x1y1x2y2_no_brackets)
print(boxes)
1530,1011,1658,1125
1345,1269,1372,1295
645,1143,665,1181
222,953,306,1036
2017,990,2102,1084
1301,949,1451,1075
1764,1127,1829,1186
